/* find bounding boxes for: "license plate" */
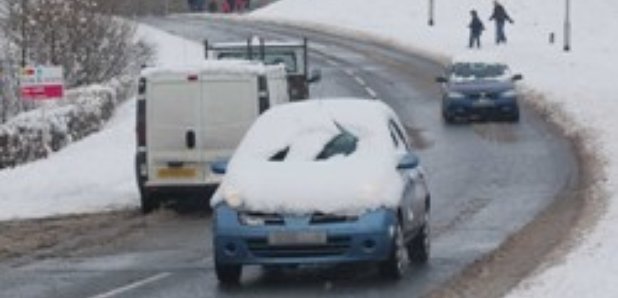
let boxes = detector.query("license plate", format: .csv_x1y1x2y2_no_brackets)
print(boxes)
268,231,327,246
473,99,494,107
157,167,197,178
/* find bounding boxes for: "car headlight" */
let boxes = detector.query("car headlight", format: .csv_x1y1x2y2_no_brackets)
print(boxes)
238,212,266,226
223,187,243,208
446,91,466,99
499,90,518,98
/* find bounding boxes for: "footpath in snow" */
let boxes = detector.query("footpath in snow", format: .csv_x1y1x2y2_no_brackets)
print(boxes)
248,0,617,297
0,24,204,221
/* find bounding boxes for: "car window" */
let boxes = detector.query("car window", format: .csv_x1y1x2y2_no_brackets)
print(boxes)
389,120,409,151
450,62,507,80
263,52,297,73
315,130,358,160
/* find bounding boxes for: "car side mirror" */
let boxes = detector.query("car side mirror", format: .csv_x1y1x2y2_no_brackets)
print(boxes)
512,74,523,81
397,153,420,170
211,159,229,175
308,69,322,83
435,77,448,83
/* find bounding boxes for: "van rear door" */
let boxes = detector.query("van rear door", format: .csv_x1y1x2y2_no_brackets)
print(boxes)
200,75,259,165
146,75,205,186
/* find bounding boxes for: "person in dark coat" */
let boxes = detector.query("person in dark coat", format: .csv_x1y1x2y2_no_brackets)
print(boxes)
490,1,514,44
468,10,485,49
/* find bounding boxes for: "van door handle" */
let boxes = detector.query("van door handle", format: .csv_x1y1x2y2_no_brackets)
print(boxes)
186,130,196,149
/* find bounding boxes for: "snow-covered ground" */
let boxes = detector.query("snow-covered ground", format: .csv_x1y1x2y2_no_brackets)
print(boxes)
1,0,616,295
0,24,204,221
249,0,618,297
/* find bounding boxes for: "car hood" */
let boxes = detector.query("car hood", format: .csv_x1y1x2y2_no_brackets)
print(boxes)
211,157,405,216
447,80,514,95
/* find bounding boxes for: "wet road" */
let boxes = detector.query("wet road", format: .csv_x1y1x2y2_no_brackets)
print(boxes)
0,16,579,298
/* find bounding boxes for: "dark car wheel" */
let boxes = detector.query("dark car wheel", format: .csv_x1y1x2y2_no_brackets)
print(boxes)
379,221,409,279
408,211,430,264
140,192,159,214
215,261,242,285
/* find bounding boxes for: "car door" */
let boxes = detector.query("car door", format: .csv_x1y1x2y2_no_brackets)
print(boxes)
388,120,416,236
389,120,426,233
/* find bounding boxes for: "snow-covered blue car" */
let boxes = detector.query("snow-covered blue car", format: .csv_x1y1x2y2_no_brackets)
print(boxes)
210,99,431,284
436,55,523,123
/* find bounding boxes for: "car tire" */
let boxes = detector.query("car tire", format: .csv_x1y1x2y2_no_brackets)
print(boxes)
140,192,159,214
408,211,430,264
379,221,409,279
215,261,242,285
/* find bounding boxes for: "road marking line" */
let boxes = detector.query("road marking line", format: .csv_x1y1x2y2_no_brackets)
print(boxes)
354,76,367,87
344,69,355,76
87,272,172,298
365,87,378,99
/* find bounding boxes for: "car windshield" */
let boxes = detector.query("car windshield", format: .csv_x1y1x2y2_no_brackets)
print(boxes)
450,62,507,80
268,122,359,162
217,51,297,73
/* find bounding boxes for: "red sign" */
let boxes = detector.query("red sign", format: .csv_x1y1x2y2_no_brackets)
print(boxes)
21,85,64,100
20,66,65,101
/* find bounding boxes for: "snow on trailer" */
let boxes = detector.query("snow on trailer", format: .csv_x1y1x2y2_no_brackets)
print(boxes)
211,98,417,215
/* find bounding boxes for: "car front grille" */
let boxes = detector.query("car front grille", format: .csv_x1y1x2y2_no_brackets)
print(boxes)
246,236,351,258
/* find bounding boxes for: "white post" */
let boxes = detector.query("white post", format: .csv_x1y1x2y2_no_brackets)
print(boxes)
428,0,435,26
564,0,571,51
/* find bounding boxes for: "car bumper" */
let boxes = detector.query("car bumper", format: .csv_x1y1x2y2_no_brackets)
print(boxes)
213,206,398,265
445,104,519,121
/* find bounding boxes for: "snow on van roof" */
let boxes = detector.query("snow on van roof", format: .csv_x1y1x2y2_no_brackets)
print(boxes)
211,98,408,215
140,60,285,77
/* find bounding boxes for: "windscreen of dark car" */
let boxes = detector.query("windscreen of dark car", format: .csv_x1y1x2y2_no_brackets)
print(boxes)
450,62,507,80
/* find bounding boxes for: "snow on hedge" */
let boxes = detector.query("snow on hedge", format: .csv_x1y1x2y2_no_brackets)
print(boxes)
212,99,406,215
0,79,132,170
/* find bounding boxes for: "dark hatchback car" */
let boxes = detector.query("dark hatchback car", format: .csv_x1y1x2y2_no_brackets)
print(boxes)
436,59,523,123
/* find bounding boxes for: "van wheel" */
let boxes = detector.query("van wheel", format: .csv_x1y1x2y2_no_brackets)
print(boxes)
379,221,409,279
408,211,430,264
216,261,242,285
140,193,159,214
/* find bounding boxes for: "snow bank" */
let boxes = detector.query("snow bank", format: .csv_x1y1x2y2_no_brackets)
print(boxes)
250,0,618,297
0,24,207,221
212,99,405,215
0,81,128,170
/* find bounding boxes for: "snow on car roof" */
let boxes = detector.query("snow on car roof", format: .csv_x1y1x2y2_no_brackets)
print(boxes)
451,52,505,65
211,98,407,215
140,60,285,78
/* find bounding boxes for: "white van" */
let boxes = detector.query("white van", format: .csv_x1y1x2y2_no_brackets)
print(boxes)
135,60,288,213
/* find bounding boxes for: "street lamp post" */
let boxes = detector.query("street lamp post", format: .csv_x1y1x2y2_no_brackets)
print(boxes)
428,0,435,26
564,0,571,51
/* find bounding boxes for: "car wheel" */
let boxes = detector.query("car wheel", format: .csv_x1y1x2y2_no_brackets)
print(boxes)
443,112,455,124
140,192,159,214
379,221,409,279
215,261,242,285
408,210,430,264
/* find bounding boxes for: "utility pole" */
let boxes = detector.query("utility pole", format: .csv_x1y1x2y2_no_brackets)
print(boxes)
428,0,435,26
564,0,571,52
20,0,28,67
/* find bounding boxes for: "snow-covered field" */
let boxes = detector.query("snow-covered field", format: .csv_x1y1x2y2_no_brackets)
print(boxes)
0,24,204,221
249,0,618,297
